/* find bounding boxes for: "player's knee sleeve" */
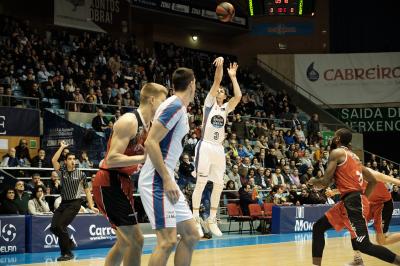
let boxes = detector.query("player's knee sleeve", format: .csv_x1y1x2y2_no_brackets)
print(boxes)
210,182,224,208
192,179,207,209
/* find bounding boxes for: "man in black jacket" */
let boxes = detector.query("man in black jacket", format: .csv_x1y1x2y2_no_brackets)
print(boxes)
91,108,108,132
239,184,258,216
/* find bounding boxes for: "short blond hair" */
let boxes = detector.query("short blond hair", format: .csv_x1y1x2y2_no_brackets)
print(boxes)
140,82,168,105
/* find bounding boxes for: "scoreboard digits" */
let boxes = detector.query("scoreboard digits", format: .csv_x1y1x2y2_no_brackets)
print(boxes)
248,0,315,16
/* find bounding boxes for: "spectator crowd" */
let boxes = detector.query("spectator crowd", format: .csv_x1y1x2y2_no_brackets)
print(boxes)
1,15,400,219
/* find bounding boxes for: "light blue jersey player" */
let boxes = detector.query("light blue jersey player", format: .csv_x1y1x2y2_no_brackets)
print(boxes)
139,67,200,266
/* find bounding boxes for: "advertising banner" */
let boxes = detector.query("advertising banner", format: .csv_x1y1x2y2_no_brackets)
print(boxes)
54,0,128,33
27,214,116,253
295,53,400,105
42,110,107,165
252,23,314,36
272,202,400,234
328,107,400,132
0,215,25,254
0,107,40,136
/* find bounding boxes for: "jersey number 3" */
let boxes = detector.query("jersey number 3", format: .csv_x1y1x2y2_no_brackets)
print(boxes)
213,132,219,140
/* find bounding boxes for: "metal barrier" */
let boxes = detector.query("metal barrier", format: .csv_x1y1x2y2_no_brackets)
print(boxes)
0,95,40,109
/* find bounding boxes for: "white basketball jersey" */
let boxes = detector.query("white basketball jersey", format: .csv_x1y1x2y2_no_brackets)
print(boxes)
140,95,189,175
201,93,231,145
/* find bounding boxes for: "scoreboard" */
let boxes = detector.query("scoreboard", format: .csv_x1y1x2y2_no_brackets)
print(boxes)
248,0,316,16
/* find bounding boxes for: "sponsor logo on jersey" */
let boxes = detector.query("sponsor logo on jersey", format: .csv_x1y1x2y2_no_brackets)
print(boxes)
210,115,225,128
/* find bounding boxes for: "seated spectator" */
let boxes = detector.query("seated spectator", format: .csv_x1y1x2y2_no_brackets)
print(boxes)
227,164,241,189
82,95,97,113
251,157,261,170
91,108,108,132
177,153,195,189
272,167,286,186
237,144,252,159
14,180,30,214
299,188,313,205
392,185,400,202
47,171,62,194
283,130,296,145
289,168,301,187
308,186,327,204
253,135,268,154
109,109,122,124
15,139,31,165
0,147,21,167
28,185,51,215
239,184,258,216
26,173,44,194
288,184,301,205
78,151,93,168
183,132,198,156
31,148,51,168
300,167,314,184
282,166,293,185
273,185,290,205
265,149,278,169
0,188,19,214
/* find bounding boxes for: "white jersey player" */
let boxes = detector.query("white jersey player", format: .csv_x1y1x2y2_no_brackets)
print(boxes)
192,58,242,237
139,67,200,266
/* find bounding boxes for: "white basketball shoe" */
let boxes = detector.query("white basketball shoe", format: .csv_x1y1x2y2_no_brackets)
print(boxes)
206,217,222,237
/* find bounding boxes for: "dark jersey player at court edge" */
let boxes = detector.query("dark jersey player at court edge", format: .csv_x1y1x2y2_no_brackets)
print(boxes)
309,128,400,266
92,82,168,266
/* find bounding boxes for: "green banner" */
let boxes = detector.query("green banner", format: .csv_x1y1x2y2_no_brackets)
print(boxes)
321,131,334,146
329,107,400,132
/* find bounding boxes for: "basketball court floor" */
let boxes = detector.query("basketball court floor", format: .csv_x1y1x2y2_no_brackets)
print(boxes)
3,226,400,266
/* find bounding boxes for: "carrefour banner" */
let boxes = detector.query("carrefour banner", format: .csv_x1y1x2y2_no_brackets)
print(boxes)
272,202,400,234
0,215,25,254
27,214,116,253
295,53,400,105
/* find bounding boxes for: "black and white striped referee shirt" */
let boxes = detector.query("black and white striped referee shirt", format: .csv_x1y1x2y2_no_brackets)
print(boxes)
57,167,88,201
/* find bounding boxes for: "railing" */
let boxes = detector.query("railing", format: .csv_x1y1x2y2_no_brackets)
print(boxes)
0,95,40,109
255,58,350,130
64,100,137,114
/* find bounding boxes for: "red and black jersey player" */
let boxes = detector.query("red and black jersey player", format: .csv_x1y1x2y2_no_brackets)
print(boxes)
92,83,167,266
309,128,400,266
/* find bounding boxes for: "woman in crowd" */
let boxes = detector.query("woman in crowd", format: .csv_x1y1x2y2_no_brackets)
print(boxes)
28,185,51,215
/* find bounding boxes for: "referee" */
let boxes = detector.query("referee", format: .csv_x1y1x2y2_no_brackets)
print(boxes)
50,141,98,261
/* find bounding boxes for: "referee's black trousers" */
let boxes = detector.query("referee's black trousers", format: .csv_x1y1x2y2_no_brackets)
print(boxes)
50,199,81,255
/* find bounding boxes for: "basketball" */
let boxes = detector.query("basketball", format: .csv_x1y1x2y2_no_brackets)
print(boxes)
216,2,235,22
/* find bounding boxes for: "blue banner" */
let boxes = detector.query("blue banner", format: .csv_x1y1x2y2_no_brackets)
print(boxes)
27,214,116,253
42,110,107,165
252,23,314,36
272,202,400,234
0,107,40,136
0,215,25,254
